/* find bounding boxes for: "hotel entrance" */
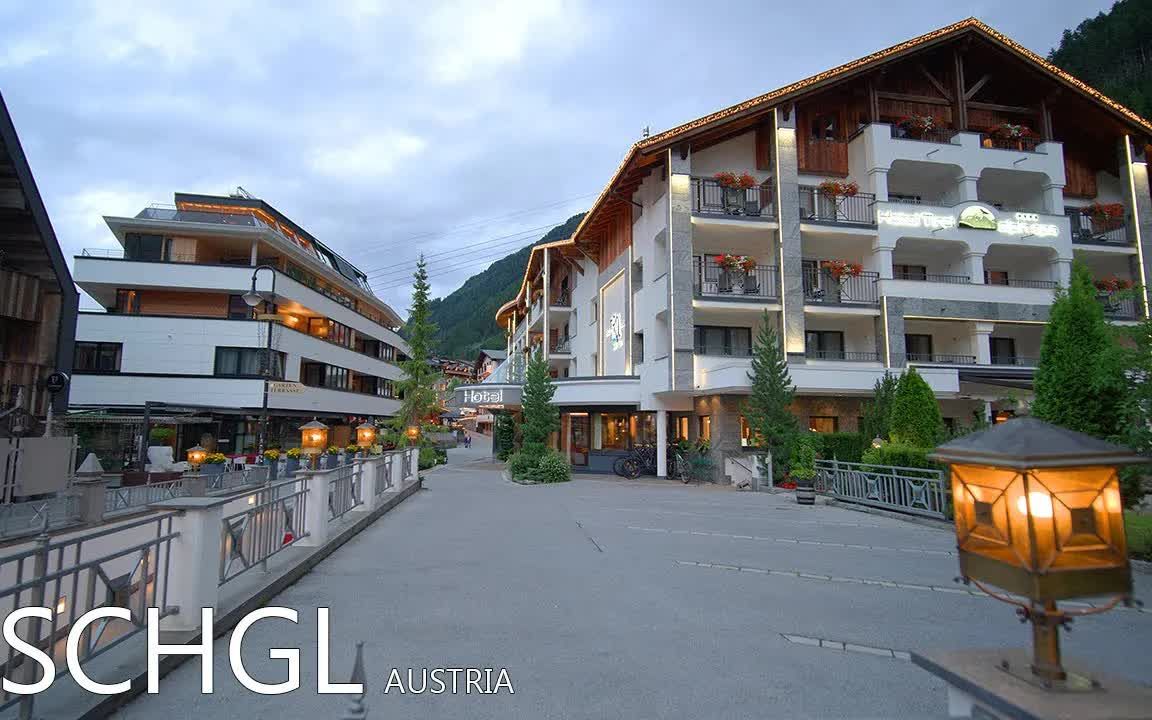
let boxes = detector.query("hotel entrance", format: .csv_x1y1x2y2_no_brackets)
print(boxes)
569,413,590,467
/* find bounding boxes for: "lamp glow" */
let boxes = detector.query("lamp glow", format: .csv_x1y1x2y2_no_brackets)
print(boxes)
1015,491,1054,519
356,422,377,451
187,445,207,469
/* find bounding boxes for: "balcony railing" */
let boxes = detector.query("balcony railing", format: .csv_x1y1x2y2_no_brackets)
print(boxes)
1098,294,1142,320
978,134,1044,152
690,178,775,219
991,356,1039,367
551,289,572,307
798,186,876,226
906,353,977,365
892,271,971,284
985,277,1059,289
693,256,780,300
805,350,881,362
802,267,880,305
889,125,959,145
694,344,753,357
551,336,572,354
1067,211,1132,246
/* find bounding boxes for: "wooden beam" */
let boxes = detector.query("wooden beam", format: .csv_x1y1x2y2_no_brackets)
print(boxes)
876,91,950,106
1039,100,1053,141
967,101,1038,115
867,77,880,122
952,48,967,130
964,74,990,100
917,64,951,100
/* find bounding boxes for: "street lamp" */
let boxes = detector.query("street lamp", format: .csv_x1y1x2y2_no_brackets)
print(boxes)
356,422,377,455
930,417,1145,687
405,424,420,444
300,418,329,469
871,436,884,449
243,265,278,456
187,445,207,470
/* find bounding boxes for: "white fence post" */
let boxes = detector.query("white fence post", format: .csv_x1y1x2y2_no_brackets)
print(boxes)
354,459,374,513
296,470,331,548
409,448,419,481
390,450,404,489
150,497,227,632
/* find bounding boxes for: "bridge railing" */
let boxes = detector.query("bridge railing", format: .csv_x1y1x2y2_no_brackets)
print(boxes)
814,459,949,519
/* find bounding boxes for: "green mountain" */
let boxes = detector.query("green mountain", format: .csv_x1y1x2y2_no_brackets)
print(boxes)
1049,0,1152,117
422,213,586,359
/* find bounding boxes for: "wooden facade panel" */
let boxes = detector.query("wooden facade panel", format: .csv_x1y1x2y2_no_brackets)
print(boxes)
0,269,41,322
799,138,849,176
967,107,1036,133
596,209,632,272
1063,154,1098,199
879,99,955,126
138,291,230,317
754,124,773,171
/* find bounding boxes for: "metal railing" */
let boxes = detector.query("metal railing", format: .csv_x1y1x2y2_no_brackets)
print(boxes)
694,343,753,357
375,455,394,496
889,125,959,144
802,267,880,305
979,134,1044,152
551,336,572,353
798,186,877,226
104,480,185,516
815,459,948,519
1098,294,1142,320
906,353,977,365
402,451,413,480
80,247,198,263
327,464,363,521
991,356,1039,367
805,350,881,362
993,278,1058,289
693,256,780,300
1068,212,1132,246
893,271,970,284
0,512,179,715
207,466,270,493
551,289,571,307
219,478,308,585
0,496,80,539
690,178,775,219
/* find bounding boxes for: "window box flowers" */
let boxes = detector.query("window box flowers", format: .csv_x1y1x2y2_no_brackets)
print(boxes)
899,115,939,138
820,259,863,282
1095,276,1134,312
712,254,759,295
1082,202,1126,234
284,447,302,474
202,452,227,475
817,180,858,198
714,254,757,272
713,171,757,214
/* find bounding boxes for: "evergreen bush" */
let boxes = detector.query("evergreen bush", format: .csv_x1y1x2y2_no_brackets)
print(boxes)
520,350,559,459
859,372,898,442
889,367,944,447
495,413,516,461
815,432,868,462
860,443,940,471
525,451,571,483
789,435,816,481
743,313,798,482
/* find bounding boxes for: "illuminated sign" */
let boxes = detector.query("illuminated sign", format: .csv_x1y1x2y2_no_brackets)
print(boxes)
456,386,523,409
606,312,625,351
462,388,504,405
878,205,1059,238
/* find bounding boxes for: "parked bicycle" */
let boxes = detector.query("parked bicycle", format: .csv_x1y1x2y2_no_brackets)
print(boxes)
612,444,658,479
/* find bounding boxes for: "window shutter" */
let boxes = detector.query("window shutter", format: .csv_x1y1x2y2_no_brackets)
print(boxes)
754,123,772,171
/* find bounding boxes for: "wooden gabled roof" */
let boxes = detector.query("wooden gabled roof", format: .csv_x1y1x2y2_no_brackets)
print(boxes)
563,17,1152,261
494,238,576,325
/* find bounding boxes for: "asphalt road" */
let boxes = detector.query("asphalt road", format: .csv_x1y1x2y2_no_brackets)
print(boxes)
113,443,1152,719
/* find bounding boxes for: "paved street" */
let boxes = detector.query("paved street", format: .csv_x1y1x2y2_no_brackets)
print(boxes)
115,442,1152,719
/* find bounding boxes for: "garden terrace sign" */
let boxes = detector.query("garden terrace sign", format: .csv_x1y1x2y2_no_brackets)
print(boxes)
877,204,1059,238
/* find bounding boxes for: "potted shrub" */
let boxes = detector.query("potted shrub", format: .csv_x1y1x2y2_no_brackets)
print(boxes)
322,445,341,469
713,171,757,214
713,254,757,293
1082,202,1125,235
1094,275,1134,312
899,115,938,139
990,122,1034,150
345,443,360,459
817,180,858,199
263,448,280,481
790,435,817,505
149,427,175,446
284,447,302,475
202,452,227,476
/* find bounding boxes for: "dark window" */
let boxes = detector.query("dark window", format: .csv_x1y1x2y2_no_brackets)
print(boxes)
893,264,927,281
124,233,169,261
694,326,752,356
805,330,845,359
301,360,350,390
809,416,839,433
985,270,1009,286
991,337,1017,364
114,289,140,314
905,334,934,361
698,415,712,441
74,342,122,373
811,113,839,141
215,347,284,378
227,295,254,320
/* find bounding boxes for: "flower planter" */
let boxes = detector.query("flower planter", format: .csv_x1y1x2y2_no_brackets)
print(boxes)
202,463,225,476
321,454,339,470
723,187,744,215
284,458,300,476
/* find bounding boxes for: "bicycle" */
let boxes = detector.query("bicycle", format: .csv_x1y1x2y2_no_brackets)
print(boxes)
612,444,658,479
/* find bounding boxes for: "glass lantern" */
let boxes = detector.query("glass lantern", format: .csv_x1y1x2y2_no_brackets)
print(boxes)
187,445,207,469
299,418,329,457
356,422,377,453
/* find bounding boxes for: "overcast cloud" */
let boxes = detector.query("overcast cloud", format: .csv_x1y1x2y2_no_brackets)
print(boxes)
0,0,1111,315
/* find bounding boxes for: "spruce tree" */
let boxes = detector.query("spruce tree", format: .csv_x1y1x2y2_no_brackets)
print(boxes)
889,367,944,447
398,256,441,440
744,313,797,479
1032,261,1127,438
519,349,558,458
1118,310,1152,506
860,372,898,442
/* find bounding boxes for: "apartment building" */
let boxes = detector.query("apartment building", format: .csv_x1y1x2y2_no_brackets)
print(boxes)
70,191,408,456
457,18,1152,478
0,92,78,436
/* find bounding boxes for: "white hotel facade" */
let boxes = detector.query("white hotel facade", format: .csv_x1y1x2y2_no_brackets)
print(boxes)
69,192,408,454
457,19,1152,478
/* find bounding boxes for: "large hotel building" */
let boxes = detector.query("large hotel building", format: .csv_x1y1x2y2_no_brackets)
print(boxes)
457,18,1152,478
69,192,408,456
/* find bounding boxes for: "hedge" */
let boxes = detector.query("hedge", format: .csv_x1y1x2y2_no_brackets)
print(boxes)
815,432,869,463
859,443,941,471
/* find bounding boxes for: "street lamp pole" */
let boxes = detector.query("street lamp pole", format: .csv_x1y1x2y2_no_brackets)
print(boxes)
242,265,277,457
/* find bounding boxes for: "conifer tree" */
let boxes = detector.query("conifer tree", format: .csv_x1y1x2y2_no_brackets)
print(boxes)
1032,261,1127,438
860,372,898,442
744,313,797,479
398,256,441,440
519,349,558,458
889,367,944,447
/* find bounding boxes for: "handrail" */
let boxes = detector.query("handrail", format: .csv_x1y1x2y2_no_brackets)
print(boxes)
814,459,947,519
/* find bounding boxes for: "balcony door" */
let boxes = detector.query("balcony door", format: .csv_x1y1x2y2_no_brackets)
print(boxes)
805,330,844,360
990,337,1016,365
905,334,934,362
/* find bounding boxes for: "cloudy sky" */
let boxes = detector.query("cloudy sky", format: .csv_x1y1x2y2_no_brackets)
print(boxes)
0,0,1109,315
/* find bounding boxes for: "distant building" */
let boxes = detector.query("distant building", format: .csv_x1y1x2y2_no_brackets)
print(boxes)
431,357,475,419
69,191,408,462
474,349,506,383
0,91,79,437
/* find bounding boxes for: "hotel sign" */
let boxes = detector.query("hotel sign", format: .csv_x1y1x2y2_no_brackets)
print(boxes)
878,205,1059,238
456,386,522,409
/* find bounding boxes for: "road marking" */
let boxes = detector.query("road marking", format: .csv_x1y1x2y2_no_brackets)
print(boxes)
781,633,911,660
628,526,955,556
676,561,1149,614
